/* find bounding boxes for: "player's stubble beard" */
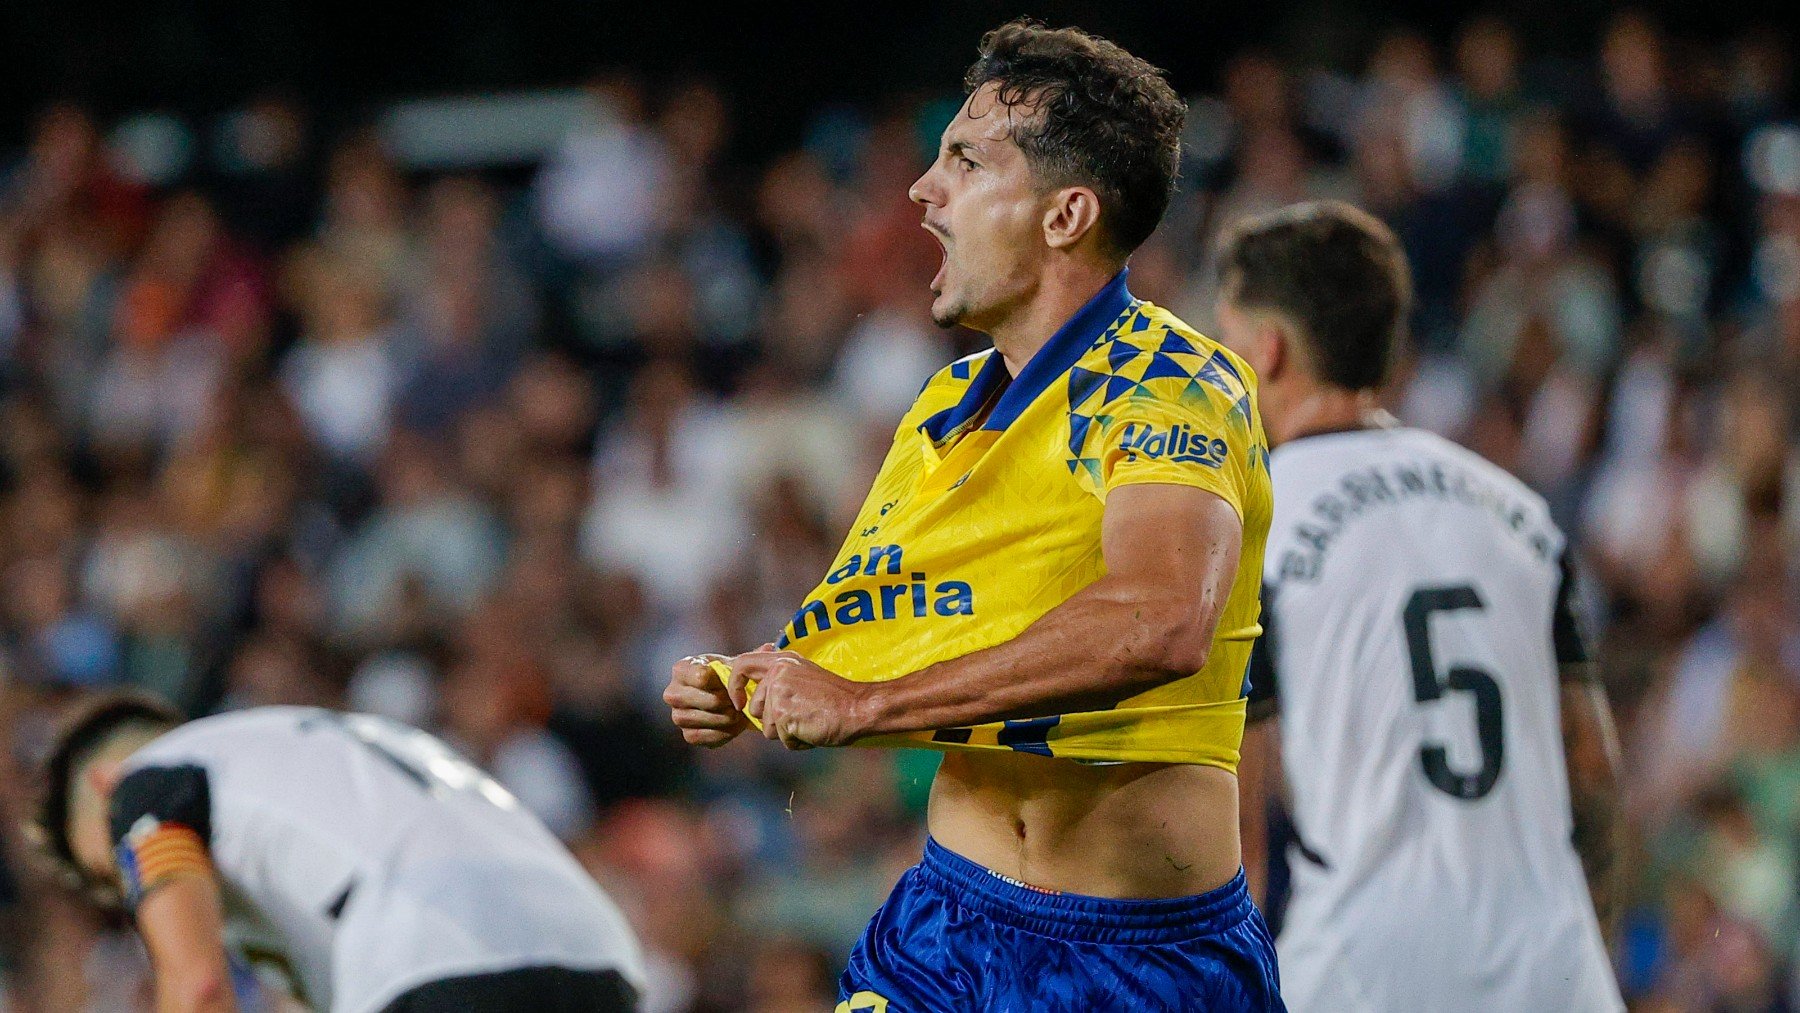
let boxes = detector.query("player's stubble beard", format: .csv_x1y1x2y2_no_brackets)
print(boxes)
929,250,1003,332
931,294,967,329
929,227,966,329
928,225,1038,334
932,267,1034,335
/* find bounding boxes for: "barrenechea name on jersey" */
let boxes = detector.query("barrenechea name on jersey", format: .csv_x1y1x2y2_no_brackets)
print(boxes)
1259,427,1622,1012
1275,455,1559,583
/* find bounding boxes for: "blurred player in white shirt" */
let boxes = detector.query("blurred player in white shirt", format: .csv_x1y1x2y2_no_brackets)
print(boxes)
35,695,645,1013
1218,202,1625,1012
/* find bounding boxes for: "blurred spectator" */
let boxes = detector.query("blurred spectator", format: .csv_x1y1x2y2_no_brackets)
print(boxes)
281,262,400,466
1177,125,1353,325
1633,557,1799,824
392,178,537,426
1360,31,1465,193
328,433,505,641
6,103,151,251
1461,113,1624,378
6,554,118,689
830,288,952,428
742,937,840,1012
210,93,318,252
222,633,338,711
580,360,749,618
1590,13,1688,176
1453,17,1528,185
312,136,415,299
734,753,912,962
534,75,671,266
440,608,594,840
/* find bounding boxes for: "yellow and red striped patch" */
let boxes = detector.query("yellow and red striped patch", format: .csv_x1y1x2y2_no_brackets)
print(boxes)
117,819,212,904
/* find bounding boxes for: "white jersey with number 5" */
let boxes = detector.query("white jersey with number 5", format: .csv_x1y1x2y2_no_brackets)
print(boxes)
114,707,646,1013
1254,427,1621,1012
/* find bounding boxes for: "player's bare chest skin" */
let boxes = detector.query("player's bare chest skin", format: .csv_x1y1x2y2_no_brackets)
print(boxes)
926,751,1241,898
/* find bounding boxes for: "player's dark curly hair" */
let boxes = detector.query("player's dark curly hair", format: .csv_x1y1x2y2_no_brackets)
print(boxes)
964,19,1185,258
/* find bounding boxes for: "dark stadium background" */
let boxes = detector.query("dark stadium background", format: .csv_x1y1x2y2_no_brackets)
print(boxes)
5,0,1799,148
1,0,1799,1009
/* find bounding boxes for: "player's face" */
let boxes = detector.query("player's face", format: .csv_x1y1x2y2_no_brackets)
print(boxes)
68,787,117,885
910,84,1055,331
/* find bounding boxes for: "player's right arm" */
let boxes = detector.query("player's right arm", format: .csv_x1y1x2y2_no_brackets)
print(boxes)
136,872,238,1013
666,651,755,746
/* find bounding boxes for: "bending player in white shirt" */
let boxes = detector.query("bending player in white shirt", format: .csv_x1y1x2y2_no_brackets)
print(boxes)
1216,202,1626,1012
34,695,646,1012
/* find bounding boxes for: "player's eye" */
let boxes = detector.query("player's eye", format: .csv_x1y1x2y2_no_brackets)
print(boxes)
957,155,977,172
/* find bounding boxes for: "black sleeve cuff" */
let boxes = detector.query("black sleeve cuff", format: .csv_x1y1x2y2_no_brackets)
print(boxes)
1246,583,1280,718
109,765,213,847
1553,551,1595,666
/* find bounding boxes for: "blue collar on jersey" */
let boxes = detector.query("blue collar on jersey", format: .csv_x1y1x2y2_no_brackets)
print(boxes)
920,268,1134,443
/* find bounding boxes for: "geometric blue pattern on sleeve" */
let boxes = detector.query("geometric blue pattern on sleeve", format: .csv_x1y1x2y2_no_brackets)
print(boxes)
1138,352,1191,383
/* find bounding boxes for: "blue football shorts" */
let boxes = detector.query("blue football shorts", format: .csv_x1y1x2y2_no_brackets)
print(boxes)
837,837,1284,1012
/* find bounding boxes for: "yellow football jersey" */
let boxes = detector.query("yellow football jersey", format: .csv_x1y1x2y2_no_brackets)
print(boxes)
769,271,1271,769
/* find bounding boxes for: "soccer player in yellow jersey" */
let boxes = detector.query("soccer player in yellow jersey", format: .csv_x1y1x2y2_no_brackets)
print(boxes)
665,20,1282,1011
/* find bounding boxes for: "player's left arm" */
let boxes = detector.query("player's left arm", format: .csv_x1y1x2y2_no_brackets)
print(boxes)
1563,666,1622,944
736,480,1242,747
1238,606,1283,908
1236,718,1278,909
136,871,239,1013
1555,554,1623,949
111,765,239,1012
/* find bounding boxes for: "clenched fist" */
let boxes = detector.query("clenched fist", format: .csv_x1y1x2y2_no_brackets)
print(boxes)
731,650,877,750
663,654,749,747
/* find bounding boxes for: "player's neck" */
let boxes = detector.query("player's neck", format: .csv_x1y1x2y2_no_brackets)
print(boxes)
988,262,1120,376
1273,388,1395,446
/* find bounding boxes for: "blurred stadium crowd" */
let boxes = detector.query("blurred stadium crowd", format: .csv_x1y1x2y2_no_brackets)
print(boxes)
0,10,1796,1011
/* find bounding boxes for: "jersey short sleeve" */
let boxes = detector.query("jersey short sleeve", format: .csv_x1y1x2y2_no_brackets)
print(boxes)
1553,551,1595,667
1246,583,1280,721
110,764,215,908
1093,381,1251,518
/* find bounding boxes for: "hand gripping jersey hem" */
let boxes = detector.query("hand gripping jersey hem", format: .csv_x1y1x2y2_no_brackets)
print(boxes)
709,661,1247,769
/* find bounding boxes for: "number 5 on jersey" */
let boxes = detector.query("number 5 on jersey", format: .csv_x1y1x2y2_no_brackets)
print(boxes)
1404,586,1505,800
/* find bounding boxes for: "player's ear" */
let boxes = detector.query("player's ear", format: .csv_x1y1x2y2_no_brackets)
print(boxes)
1259,315,1306,384
1042,186,1101,250
1262,321,1288,381
86,759,125,798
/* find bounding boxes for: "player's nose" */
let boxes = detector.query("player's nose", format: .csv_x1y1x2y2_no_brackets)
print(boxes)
909,166,943,208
